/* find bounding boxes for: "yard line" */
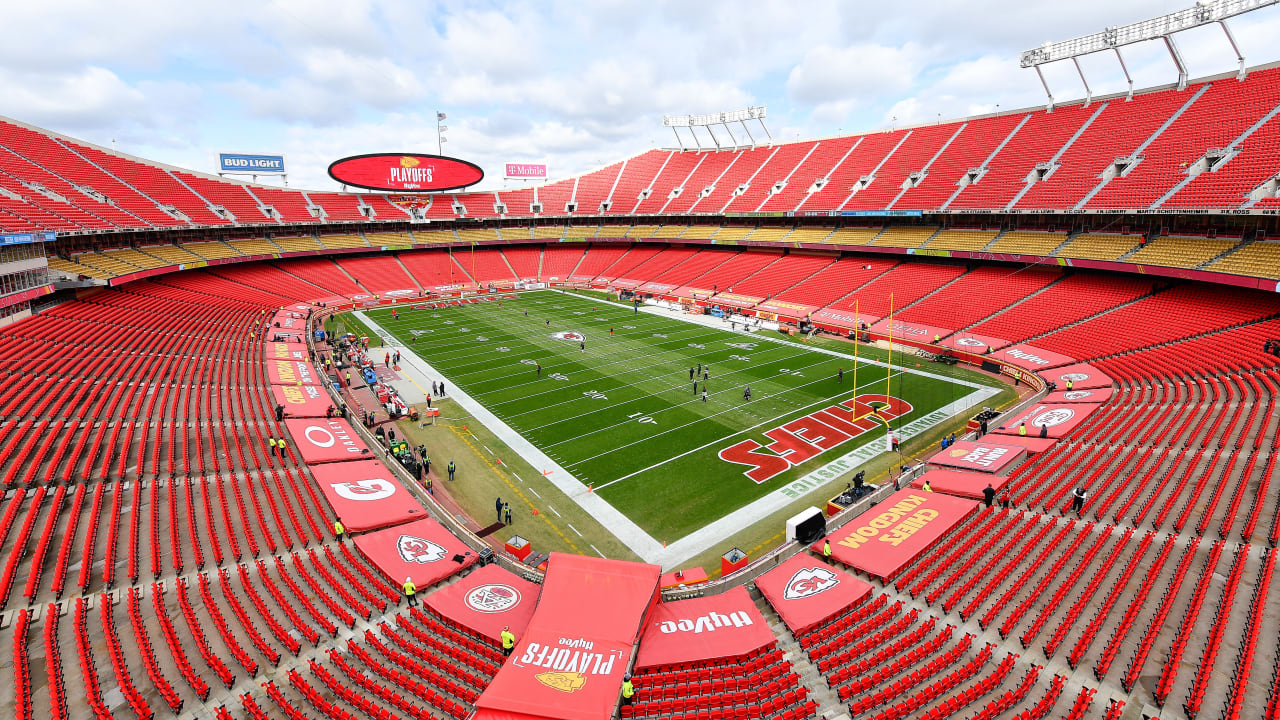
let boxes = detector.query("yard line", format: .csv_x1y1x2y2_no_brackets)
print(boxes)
590,544,606,558
567,524,583,538
482,445,493,454
528,488,541,498
548,505,562,518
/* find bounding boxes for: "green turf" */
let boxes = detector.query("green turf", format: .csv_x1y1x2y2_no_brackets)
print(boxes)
364,290,993,538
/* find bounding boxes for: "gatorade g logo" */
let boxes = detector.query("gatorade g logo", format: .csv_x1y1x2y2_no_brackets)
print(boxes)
465,584,521,613
783,567,839,600
552,331,585,342
1032,408,1075,427
397,535,446,564
331,478,396,501
536,671,586,693
1063,391,1092,400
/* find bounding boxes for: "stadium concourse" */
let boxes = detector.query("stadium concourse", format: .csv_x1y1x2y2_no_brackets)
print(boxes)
5,67,1280,720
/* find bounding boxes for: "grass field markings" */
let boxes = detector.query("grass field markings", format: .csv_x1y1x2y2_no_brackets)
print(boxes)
590,544,606,558
528,488,541,498
585,367,916,489
540,351,870,447
489,344,810,420
567,524,583,538
548,505,562,518
482,445,493,454
447,424,580,553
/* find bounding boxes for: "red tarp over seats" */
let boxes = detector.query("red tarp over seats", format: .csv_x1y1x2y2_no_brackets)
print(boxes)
985,435,1059,454
263,339,307,362
309,459,426,531
990,344,1075,371
1046,363,1114,390
634,586,775,669
756,553,872,636
266,357,321,386
354,517,476,588
473,554,662,720
815,489,979,581
870,318,954,343
1044,386,1114,404
926,439,1026,475
810,309,880,329
911,469,1011,500
284,417,369,464
992,403,1103,440
755,299,819,318
937,333,1010,354
426,564,542,643
272,383,332,418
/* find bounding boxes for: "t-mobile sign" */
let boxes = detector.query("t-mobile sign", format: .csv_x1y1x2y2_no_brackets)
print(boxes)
505,163,547,179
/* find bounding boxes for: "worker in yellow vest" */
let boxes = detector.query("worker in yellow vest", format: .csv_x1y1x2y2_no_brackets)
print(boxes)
621,674,635,706
1018,422,1027,437
501,626,516,657
403,577,418,607
822,538,832,565
334,520,345,541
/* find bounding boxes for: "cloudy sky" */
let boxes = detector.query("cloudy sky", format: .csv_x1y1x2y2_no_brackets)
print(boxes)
3,0,1279,192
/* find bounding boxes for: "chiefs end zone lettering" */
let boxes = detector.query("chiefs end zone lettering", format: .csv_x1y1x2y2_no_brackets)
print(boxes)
328,153,484,192
719,394,912,483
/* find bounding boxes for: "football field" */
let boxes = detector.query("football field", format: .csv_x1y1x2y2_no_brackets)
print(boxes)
361,290,998,542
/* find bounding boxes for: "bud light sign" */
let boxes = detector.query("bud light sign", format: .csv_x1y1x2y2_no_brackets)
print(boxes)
328,153,484,192
505,163,547,179
219,153,286,174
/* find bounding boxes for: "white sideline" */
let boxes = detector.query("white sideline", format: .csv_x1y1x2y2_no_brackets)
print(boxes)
355,295,1001,568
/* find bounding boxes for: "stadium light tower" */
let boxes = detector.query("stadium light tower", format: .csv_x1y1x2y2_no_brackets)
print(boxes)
1020,0,1280,108
663,106,771,151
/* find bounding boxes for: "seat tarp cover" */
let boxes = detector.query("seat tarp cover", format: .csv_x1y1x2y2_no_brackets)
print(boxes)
816,489,978,581
265,357,321,386
284,417,369,464
262,339,307,362
911,468,1011,499
271,383,333,417
426,563,542,643
926,440,1026,474
635,586,775,669
308,459,426,531
472,553,661,720
992,403,1103,439
755,553,872,635
354,516,476,588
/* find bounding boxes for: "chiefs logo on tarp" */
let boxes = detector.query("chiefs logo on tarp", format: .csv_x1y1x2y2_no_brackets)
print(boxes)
551,331,585,342
397,535,446,564
331,478,396,501
536,671,586,693
1032,407,1075,427
783,567,839,600
1063,391,1093,400
465,584,521,613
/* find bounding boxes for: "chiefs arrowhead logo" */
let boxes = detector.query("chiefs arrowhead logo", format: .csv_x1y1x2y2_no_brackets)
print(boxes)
551,331,585,342
784,567,839,600
536,671,586,693
400,156,420,168
397,535,446,564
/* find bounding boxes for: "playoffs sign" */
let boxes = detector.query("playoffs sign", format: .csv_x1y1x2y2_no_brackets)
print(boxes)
328,153,484,192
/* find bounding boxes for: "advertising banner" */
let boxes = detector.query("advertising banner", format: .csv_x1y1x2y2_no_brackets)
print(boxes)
218,153,286,174
992,403,1103,440
870,318,954,343
265,357,320,386
309,459,426,531
284,418,368,464
810,308,880,329
911,468,1012,500
990,344,1076,371
271,383,332,417
926,440,1026,474
635,587,774,669
426,564,542,643
354,517,476,588
937,333,1009,354
755,554,873,635
505,163,548,179
817,489,978,581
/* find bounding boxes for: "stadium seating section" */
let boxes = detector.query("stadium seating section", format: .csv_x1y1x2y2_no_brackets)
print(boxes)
7,61,1280,720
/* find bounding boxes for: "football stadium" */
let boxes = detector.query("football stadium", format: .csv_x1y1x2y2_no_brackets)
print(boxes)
4,2,1280,719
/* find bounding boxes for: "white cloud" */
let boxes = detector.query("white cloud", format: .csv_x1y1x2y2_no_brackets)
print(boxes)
787,44,924,107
